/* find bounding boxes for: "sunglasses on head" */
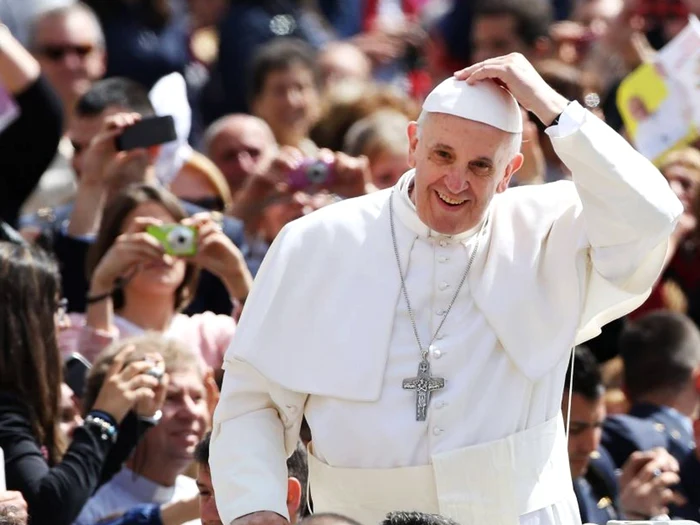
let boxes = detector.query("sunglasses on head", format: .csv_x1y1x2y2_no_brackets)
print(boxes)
38,44,94,61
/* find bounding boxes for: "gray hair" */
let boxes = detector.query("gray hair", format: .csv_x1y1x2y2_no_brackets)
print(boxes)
415,110,522,161
29,2,105,51
202,113,276,157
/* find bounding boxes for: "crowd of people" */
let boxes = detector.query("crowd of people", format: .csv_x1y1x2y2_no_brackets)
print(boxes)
0,0,700,524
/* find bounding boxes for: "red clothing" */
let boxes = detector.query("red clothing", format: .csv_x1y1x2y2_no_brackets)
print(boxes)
630,243,700,319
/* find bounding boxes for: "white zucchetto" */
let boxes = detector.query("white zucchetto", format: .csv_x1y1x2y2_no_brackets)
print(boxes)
423,77,523,133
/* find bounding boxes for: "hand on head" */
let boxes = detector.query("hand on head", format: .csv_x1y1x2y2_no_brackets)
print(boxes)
453,53,570,126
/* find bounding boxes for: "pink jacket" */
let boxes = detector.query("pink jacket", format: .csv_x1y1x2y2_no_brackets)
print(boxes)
59,312,236,370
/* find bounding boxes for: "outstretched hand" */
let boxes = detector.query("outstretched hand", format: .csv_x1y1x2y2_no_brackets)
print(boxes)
453,53,570,127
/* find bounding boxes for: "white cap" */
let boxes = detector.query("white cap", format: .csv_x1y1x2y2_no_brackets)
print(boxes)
422,77,523,133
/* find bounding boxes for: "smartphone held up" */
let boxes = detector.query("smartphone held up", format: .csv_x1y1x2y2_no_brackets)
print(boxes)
116,115,177,151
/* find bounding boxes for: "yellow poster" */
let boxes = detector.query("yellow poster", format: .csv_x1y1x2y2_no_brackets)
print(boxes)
617,16,700,165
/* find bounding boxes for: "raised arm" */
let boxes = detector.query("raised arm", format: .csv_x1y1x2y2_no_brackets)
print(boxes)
0,25,62,225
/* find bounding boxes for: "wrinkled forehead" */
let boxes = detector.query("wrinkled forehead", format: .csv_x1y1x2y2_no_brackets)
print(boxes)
420,111,518,157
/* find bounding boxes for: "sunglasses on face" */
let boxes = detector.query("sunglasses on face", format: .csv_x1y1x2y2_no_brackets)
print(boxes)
186,196,226,213
38,44,94,61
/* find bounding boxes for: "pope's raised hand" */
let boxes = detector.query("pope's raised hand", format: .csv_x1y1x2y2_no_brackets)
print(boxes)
453,53,569,127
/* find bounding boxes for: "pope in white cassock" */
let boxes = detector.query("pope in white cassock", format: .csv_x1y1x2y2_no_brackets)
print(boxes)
209,54,683,525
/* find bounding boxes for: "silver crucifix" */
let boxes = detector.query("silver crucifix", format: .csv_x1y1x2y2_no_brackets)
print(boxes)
402,358,445,421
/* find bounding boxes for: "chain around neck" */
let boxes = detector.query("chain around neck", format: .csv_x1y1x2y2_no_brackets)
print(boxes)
389,189,485,360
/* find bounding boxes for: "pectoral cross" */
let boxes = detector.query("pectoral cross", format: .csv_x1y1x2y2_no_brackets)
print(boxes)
403,358,445,421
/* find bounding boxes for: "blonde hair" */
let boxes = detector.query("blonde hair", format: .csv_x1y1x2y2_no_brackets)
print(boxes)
658,147,700,177
181,150,234,213
82,333,204,413
343,110,410,160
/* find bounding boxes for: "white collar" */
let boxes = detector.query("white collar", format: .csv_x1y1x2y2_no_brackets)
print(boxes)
394,170,486,243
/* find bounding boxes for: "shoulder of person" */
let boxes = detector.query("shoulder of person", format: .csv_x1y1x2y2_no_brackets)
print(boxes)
283,189,390,238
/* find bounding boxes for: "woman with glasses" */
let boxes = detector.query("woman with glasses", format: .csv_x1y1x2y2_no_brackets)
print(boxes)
0,241,166,525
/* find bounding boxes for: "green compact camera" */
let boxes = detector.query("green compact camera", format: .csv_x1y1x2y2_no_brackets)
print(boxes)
146,224,198,256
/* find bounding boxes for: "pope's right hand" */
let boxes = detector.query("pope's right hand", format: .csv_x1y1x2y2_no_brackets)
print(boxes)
90,217,169,293
231,511,289,525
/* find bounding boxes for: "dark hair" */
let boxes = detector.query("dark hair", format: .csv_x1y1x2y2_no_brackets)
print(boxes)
84,0,171,29
620,311,700,400
300,514,363,525
196,433,309,519
249,37,320,103
86,184,199,312
194,430,211,466
473,0,552,47
0,242,64,464
75,77,155,118
382,512,460,525
564,346,604,402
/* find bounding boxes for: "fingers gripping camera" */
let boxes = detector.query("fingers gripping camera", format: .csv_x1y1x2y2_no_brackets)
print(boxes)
146,225,198,256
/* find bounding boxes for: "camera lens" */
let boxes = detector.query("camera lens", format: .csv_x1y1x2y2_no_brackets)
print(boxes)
306,162,328,184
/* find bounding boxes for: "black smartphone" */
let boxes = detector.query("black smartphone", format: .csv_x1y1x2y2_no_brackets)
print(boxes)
115,115,177,151
64,352,92,398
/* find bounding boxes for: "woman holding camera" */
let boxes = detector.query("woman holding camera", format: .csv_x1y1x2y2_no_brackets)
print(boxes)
0,241,165,525
60,183,250,374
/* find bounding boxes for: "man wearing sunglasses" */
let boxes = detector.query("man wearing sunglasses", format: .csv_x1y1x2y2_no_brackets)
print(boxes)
19,2,105,217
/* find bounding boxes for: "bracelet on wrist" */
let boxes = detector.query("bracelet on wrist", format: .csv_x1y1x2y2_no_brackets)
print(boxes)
86,290,113,304
88,409,117,428
84,412,118,443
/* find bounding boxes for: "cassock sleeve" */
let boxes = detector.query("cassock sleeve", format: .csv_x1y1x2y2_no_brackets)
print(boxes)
547,102,682,342
210,226,309,525
210,357,307,523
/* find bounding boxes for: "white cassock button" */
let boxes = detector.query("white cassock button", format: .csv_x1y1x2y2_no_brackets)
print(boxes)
436,333,445,340
436,309,446,316
433,427,443,436
439,239,447,247
438,256,449,263
435,400,447,409
439,282,449,291
286,405,297,413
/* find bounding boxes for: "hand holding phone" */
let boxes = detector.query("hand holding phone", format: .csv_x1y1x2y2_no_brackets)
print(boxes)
116,115,177,151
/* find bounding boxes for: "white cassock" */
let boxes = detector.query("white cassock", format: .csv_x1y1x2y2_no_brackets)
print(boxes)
210,101,682,525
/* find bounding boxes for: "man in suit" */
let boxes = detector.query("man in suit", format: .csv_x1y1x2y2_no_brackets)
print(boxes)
564,346,683,523
602,311,700,467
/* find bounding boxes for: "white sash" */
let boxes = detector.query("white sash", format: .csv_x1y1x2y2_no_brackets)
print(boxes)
307,416,579,525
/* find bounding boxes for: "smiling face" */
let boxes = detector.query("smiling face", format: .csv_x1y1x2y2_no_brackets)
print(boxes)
408,112,523,235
